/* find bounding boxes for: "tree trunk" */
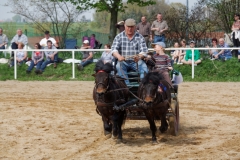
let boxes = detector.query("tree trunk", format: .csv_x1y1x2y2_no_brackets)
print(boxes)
109,9,118,44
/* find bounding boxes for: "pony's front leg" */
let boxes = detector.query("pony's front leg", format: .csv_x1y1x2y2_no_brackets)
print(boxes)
112,113,118,139
145,111,157,143
116,111,126,142
159,114,168,133
150,120,157,143
102,116,112,136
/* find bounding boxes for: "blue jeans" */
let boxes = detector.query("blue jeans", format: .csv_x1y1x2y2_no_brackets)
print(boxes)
153,35,165,43
40,54,58,71
11,60,26,66
0,45,5,49
219,55,232,60
138,59,148,79
116,60,148,85
27,60,44,71
80,59,93,67
212,51,218,56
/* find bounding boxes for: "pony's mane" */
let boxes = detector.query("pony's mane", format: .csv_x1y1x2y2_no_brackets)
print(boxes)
142,72,164,85
94,60,113,73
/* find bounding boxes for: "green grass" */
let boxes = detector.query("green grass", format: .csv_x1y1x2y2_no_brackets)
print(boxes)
173,57,240,82
0,52,240,82
0,62,96,81
0,52,98,81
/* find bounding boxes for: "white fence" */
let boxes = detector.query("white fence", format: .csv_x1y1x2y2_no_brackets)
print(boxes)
165,47,237,79
3,47,237,80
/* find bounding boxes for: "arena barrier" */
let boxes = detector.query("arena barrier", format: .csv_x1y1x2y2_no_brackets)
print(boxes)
3,47,238,79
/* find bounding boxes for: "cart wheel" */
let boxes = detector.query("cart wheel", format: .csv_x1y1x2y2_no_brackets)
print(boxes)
169,99,179,136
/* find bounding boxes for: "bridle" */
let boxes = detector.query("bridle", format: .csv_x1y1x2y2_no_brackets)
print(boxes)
94,70,110,93
141,82,157,103
139,80,168,109
94,70,130,94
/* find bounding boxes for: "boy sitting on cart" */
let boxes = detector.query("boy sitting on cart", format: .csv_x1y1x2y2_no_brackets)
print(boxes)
152,41,183,93
152,42,173,88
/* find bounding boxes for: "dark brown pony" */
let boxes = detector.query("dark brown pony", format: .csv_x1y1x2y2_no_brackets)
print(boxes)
138,72,171,143
93,60,129,141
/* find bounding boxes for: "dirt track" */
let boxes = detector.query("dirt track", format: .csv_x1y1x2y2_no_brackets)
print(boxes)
0,81,240,160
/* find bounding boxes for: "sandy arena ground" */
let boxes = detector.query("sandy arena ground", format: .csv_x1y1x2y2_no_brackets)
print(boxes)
0,81,240,160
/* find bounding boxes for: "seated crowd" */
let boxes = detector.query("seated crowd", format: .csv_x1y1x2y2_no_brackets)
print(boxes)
207,38,232,61
169,37,235,66
0,28,102,74
0,24,237,81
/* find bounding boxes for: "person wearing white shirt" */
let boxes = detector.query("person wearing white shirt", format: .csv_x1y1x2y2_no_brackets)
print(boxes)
11,29,28,57
39,31,58,48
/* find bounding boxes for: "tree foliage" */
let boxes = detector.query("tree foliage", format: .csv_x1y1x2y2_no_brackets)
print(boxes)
7,0,84,48
162,0,220,46
90,11,110,33
84,0,220,46
207,0,240,33
12,15,22,23
145,0,170,22
58,0,156,42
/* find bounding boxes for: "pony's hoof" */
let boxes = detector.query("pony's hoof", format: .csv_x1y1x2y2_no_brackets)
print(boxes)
112,130,118,138
104,130,111,136
111,134,118,139
104,133,112,139
152,140,158,145
159,126,168,133
116,139,123,144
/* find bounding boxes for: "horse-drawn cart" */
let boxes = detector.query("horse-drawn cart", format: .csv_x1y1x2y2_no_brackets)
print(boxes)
113,71,180,136
93,61,181,142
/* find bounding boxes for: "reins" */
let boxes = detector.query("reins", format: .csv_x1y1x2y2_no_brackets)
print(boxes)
94,70,145,104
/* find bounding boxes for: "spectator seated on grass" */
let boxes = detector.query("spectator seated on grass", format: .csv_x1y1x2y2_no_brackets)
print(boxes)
212,38,232,61
9,42,27,67
35,40,58,74
90,34,100,49
10,29,28,57
179,39,187,61
170,42,183,65
26,43,44,74
100,44,113,64
39,31,58,49
182,40,201,66
206,38,219,60
77,40,93,71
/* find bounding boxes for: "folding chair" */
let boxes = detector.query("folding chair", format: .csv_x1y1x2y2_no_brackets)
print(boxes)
64,39,80,58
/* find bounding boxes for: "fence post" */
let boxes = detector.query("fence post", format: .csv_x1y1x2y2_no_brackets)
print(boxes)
14,50,17,79
72,51,75,79
192,49,194,79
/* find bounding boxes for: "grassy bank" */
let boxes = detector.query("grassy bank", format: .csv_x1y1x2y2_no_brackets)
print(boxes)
0,53,240,81
173,57,240,82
